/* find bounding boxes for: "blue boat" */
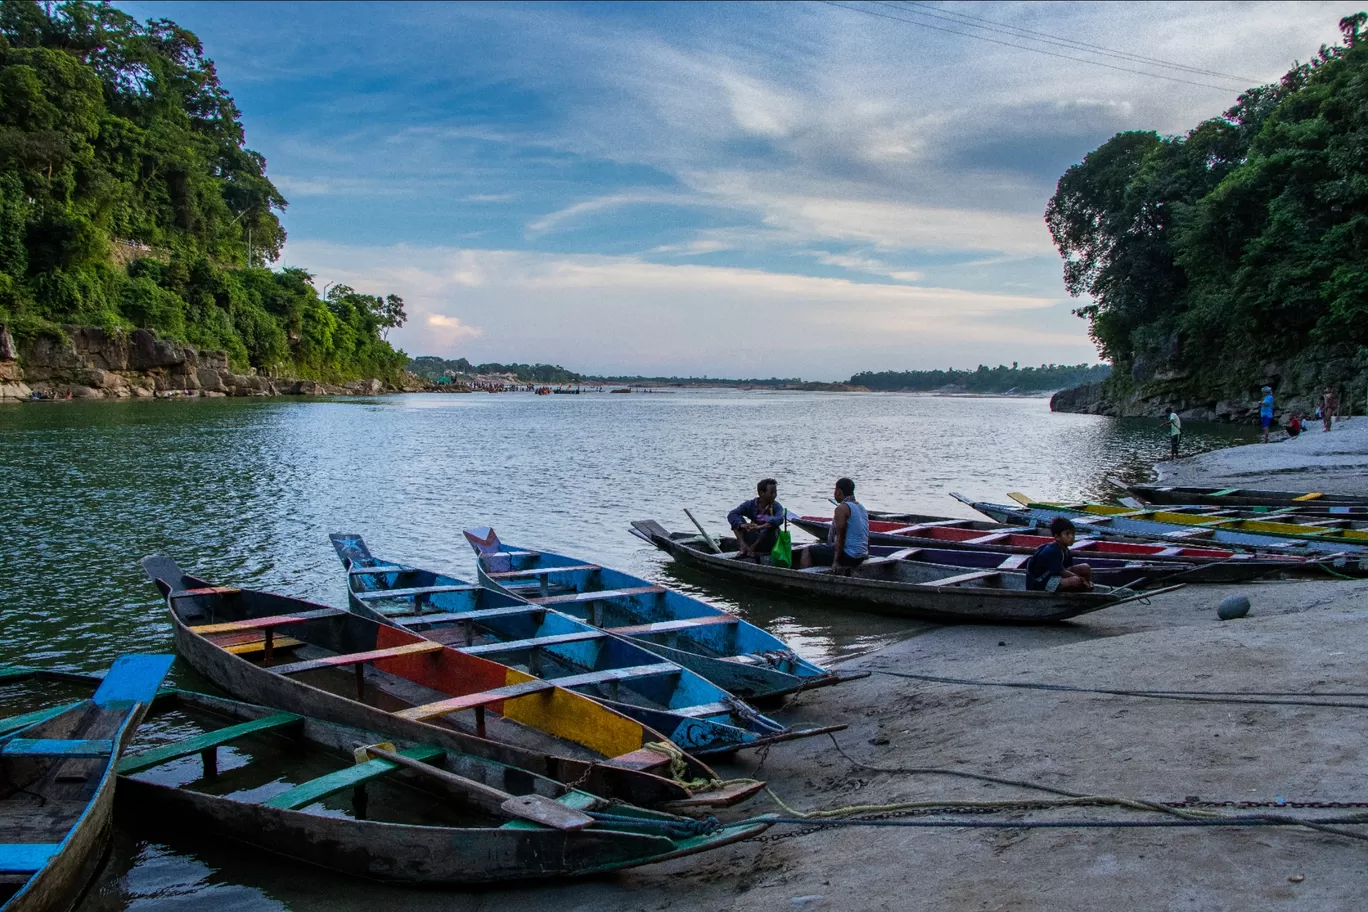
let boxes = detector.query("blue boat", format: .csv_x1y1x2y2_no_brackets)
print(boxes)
331,535,836,756
1,655,175,912
462,527,861,699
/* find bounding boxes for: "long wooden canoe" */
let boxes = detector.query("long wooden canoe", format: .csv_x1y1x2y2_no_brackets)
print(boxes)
1,655,174,912
464,528,860,699
957,496,1368,557
141,555,759,809
632,524,1177,624
1008,494,1368,550
116,689,767,884
329,535,834,755
790,514,1330,582
1119,481,1368,509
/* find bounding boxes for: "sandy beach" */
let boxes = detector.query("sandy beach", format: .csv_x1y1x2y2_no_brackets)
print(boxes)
375,424,1368,911
1158,417,1368,497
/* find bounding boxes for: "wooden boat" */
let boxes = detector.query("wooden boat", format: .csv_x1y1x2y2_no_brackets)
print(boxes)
463,528,860,699
630,523,1178,624
1011,494,1368,549
329,535,838,756
1118,481,1368,509
1,655,174,912
790,513,1332,582
956,495,1368,557
141,555,760,810
115,688,767,884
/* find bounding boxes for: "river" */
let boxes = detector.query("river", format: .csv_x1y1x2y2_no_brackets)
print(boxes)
0,391,1255,909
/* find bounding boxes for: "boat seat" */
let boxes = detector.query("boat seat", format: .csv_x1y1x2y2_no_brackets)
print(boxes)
354,584,481,601
531,585,665,605
261,744,445,810
927,570,1000,587
674,702,731,718
270,642,444,676
860,548,919,567
396,605,545,628
396,680,560,721
460,630,605,656
607,615,739,636
189,608,347,636
998,555,1029,570
221,635,305,656
0,739,113,758
0,844,60,875
487,564,601,580
553,663,679,688
118,713,304,774
349,564,412,576
0,703,81,738
497,550,541,559
169,586,240,599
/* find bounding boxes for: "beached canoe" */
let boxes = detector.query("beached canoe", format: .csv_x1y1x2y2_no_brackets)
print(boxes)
141,555,759,809
956,495,1368,557
464,528,860,700
631,524,1177,624
1,655,174,912
330,535,839,755
116,688,767,884
790,513,1331,582
1118,481,1368,509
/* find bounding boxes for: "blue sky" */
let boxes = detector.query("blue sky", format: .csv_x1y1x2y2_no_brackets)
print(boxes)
123,1,1349,378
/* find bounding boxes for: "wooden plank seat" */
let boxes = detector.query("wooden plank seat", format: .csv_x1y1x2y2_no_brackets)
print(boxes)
354,584,482,601
460,630,606,656
486,564,601,580
530,586,665,606
497,550,541,559
860,548,919,567
348,564,412,576
221,635,305,657
189,608,347,636
270,642,445,676
396,680,559,722
674,702,731,718
0,844,60,875
997,555,1029,570
170,586,240,599
0,702,81,737
395,607,545,628
261,744,445,810
607,615,739,636
552,663,679,689
927,570,1000,588
118,713,304,775
0,739,113,758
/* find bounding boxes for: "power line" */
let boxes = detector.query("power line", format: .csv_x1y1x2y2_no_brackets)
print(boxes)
895,0,1258,83
819,1,1249,95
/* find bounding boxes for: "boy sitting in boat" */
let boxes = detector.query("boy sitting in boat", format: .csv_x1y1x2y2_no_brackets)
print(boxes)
1025,517,1093,592
797,477,869,573
728,478,785,560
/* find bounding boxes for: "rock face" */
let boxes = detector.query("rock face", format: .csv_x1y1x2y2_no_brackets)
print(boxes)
0,324,389,401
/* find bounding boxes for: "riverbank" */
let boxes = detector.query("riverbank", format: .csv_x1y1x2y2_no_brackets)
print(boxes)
1157,417,1368,497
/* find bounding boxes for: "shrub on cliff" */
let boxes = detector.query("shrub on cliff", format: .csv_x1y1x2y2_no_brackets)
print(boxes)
0,1,405,382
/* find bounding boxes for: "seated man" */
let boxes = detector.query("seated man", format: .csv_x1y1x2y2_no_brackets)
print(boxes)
1025,516,1093,592
798,477,869,572
727,478,785,560
1286,413,1303,438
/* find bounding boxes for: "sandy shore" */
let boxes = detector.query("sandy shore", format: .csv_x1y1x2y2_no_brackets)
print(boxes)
1158,416,1368,496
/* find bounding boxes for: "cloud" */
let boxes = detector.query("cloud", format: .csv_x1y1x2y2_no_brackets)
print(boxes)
424,314,484,347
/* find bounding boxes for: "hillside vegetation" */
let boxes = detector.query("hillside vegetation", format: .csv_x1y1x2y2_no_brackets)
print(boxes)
1047,13,1368,412
0,1,405,381
852,363,1109,393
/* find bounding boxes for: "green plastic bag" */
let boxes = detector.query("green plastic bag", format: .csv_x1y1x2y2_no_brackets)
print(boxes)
771,516,793,568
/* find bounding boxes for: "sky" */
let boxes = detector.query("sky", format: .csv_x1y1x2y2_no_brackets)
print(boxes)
122,1,1352,379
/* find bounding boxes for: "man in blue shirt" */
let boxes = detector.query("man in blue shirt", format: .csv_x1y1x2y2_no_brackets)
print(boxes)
1025,517,1093,592
727,478,784,560
1260,385,1275,443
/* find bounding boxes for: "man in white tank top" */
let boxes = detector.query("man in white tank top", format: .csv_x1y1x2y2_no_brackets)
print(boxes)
798,477,869,572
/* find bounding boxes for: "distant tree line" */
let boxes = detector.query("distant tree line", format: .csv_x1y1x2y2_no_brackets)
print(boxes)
408,356,581,383
851,363,1111,393
0,2,407,382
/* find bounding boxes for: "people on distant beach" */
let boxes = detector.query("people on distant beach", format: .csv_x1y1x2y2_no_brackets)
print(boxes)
1259,386,1275,443
1025,516,1093,592
1322,387,1337,432
728,478,785,560
1286,413,1303,438
798,477,869,572
1167,407,1182,458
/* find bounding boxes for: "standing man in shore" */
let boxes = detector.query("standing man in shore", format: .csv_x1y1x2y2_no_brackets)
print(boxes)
1167,406,1181,459
1322,387,1337,432
1260,386,1275,443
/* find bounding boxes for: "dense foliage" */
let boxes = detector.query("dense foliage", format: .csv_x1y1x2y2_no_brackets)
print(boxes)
0,1,405,380
1047,14,1368,397
852,363,1110,393
408,356,582,383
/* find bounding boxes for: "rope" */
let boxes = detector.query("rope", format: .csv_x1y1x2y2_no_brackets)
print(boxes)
643,740,762,794
756,815,1368,838
587,810,723,837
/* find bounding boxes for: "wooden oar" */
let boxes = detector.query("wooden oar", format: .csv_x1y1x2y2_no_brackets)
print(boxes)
684,508,723,553
360,745,595,831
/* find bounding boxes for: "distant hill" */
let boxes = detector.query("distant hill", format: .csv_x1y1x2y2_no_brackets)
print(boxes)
408,356,581,383
851,363,1111,393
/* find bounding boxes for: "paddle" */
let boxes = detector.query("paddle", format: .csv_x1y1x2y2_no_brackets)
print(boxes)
684,508,723,553
359,745,595,831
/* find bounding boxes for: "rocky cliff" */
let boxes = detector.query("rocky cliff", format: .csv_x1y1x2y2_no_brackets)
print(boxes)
0,326,415,401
